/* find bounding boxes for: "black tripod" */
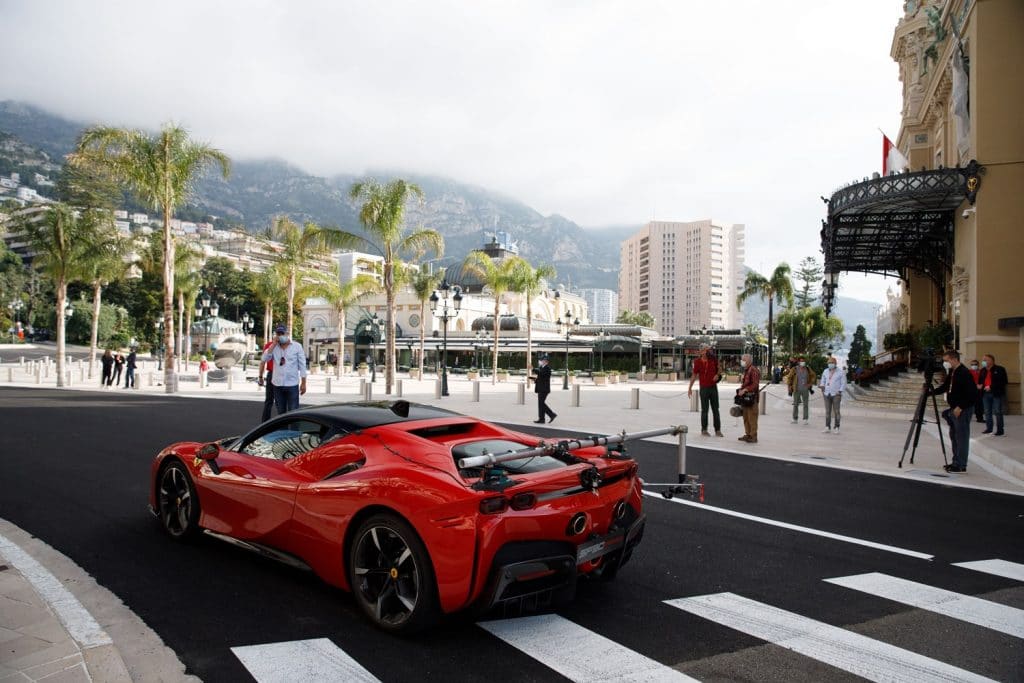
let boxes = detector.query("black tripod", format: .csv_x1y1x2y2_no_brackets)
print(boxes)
899,381,948,468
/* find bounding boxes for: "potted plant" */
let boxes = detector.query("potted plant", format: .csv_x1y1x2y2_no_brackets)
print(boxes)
408,367,421,380
593,371,607,386
467,367,479,381
496,368,509,382
357,362,368,377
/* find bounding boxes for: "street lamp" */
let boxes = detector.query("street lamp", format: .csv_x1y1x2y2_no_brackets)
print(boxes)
367,313,382,382
154,316,164,370
556,311,579,390
8,299,24,342
598,327,606,372
194,294,219,356
429,280,462,397
241,312,252,370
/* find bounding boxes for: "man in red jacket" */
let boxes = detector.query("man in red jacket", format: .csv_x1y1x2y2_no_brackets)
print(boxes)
688,345,723,437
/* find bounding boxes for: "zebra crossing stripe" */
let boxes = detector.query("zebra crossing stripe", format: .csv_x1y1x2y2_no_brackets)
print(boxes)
665,592,995,683
953,559,1024,582
479,614,698,682
231,638,381,683
825,572,1024,639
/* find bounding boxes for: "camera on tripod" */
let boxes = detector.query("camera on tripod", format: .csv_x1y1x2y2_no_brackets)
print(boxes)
916,347,943,382
900,347,949,468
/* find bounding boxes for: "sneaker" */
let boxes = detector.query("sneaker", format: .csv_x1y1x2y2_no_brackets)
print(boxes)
803,420,810,426
833,427,840,435
791,419,798,424
715,431,724,437
701,430,711,436
822,427,832,434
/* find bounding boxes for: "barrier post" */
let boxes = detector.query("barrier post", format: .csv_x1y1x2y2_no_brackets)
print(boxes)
690,390,699,412
472,380,480,402
435,378,442,399
516,382,525,405
759,390,767,415
677,426,689,478
359,378,367,396
571,383,580,407
228,373,234,390
396,379,403,397
325,377,332,394
630,387,640,409
365,382,373,401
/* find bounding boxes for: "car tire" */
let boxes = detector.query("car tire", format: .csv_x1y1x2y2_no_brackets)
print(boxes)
349,513,440,634
157,461,201,541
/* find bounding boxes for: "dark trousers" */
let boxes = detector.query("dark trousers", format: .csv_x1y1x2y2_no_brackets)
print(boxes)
983,393,1005,434
261,373,275,422
537,391,556,422
112,368,122,386
942,406,972,469
101,369,112,386
699,385,721,432
273,384,300,415
124,367,135,388
974,396,985,422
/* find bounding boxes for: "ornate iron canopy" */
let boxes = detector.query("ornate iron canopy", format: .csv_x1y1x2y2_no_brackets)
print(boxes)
820,161,983,313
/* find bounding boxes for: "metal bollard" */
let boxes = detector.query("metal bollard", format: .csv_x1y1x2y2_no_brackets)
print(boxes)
19,356,24,366
365,382,373,401
35,369,41,385
571,383,580,407
228,373,234,390
630,387,640,409
677,426,689,477
472,380,480,402
435,378,442,399
325,377,332,394
66,370,73,387
359,378,367,396
6,367,12,382
396,379,403,397
148,371,154,386
79,365,85,382
759,390,767,415
690,389,699,412
516,382,525,405
44,364,50,379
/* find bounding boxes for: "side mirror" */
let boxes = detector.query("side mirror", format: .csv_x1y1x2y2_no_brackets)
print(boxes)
195,443,221,475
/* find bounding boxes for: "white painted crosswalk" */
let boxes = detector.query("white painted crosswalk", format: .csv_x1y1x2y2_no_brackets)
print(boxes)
953,558,1024,582
232,638,382,683
825,572,1024,638
664,592,996,683
479,613,698,682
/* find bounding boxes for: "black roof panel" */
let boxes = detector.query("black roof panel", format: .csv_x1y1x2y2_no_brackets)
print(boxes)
294,400,463,431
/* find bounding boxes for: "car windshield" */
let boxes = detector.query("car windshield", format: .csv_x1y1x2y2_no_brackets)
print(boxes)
452,439,564,474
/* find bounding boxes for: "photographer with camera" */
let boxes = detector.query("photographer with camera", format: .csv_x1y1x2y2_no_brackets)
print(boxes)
736,353,761,443
688,345,724,437
927,350,978,473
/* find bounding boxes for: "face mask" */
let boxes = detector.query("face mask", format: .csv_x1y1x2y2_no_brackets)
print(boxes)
799,361,806,367
828,363,836,370
970,365,978,370
740,360,748,368
942,361,952,370
278,335,290,344
981,361,988,368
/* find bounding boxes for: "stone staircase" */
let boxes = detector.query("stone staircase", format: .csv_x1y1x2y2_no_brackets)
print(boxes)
850,368,932,410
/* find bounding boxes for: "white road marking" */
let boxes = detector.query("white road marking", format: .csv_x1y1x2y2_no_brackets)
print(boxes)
953,559,1024,582
665,592,995,683
642,490,934,560
825,572,1024,638
231,638,381,683
479,613,697,682
0,532,112,649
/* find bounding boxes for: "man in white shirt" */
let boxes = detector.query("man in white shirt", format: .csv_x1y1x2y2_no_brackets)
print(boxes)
819,356,847,434
261,324,308,414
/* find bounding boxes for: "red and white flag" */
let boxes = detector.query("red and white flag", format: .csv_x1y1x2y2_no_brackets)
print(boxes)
882,133,908,175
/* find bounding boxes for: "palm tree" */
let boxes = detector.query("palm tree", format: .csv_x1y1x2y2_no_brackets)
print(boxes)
80,229,127,379
313,268,381,377
510,259,556,377
348,179,444,395
11,205,100,386
736,263,793,368
264,216,360,336
462,252,524,384
410,267,446,378
252,267,285,345
70,124,231,393
175,244,203,366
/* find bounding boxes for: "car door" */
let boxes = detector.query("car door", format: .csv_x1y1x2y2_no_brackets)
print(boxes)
197,418,330,542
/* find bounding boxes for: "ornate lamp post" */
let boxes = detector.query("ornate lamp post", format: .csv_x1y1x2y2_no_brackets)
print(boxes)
556,311,579,390
194,294,219,356
368,313,380,383
8,299,23,342
241,312,252,370
154,316,164,371
429,280,462,397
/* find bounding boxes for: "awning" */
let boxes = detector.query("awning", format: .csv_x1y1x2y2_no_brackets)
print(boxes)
820,161,983,312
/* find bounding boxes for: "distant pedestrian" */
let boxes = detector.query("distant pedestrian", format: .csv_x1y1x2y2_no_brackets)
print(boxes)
530,354,557,424
737,353,760,443
819,356,846,434
112,353,125,386
100,349,114,387
688,345,723,437
257,339,276,422
787,356,816,425
124,349,137,388
968,359,984,423
367,353,376,383
927,350,978,473
978,354,1007,436
261,324,307,414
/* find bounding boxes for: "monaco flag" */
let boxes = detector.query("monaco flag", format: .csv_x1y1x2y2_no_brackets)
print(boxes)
882,133,909,175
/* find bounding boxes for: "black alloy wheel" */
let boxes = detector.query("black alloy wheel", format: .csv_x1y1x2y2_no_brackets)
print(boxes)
158,461,200,540
350,514,439,633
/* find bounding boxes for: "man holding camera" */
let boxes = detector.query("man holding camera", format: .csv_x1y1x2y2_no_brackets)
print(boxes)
928,350,978,473
688,345,723,437
737,353,761,443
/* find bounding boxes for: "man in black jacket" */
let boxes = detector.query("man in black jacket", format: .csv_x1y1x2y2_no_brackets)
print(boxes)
928,350,978,472
978,353,1008,436
530,355,557,424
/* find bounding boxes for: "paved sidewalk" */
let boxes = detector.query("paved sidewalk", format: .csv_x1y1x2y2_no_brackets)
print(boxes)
0,356,1021,682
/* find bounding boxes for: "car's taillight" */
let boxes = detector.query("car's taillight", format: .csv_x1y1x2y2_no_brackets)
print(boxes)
510,492,537,510
479,496,509,514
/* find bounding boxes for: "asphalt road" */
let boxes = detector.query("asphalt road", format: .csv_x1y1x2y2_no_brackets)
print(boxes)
1,387,1021,682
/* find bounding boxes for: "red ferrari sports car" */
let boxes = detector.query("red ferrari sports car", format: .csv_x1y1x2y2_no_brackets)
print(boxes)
149,400,645,632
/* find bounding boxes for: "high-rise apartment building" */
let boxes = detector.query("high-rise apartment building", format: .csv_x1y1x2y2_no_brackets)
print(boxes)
578,289,618,325
618,220,745,336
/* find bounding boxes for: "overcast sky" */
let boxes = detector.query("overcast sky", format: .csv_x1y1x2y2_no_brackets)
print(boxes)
1,0,907,304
